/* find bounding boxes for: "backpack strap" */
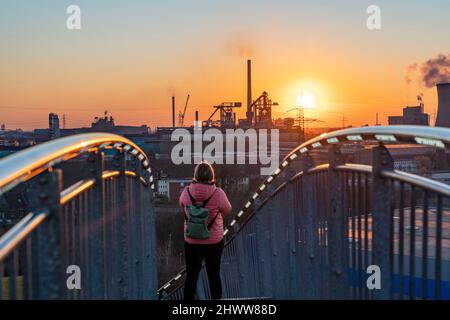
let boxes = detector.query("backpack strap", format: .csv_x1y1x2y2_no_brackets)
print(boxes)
183,187,194,221
186,187,197,206
207,211,220,229
201,188,217,207
204,188,219,229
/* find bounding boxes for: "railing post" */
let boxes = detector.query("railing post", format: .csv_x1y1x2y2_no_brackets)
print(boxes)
300,155,320,299
234,222,250,298
371,144,393,299
127,158,143,299
87,151,105,299
286,171,300,299
268,184,281,299
27,170,64,299
255,197,272,298
327,146,349,299
140,167,158,300
113,150,128,299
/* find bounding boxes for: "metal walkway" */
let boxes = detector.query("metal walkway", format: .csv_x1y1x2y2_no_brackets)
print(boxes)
1,126,449,300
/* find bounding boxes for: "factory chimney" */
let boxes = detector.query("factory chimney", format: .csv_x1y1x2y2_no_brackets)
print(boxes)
172,96,176,128
195,110,199,128
246,60,253,125
435,83,450,128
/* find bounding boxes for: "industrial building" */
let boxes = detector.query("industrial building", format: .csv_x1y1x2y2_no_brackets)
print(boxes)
388,99,430,126
387,82,450,128
34,111,150,143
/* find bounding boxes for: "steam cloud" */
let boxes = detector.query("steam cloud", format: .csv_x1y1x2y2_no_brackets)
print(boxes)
167,85,176,97
407,53,450,88
226,36,255,59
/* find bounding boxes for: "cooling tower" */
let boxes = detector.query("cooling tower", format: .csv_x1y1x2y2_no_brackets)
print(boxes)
435,83,450,128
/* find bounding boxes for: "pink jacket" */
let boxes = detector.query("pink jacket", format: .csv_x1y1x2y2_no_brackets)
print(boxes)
179,183,232,244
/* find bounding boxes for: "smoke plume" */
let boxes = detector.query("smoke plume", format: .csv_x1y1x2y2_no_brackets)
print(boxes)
407,53,450,88
226,36,256,59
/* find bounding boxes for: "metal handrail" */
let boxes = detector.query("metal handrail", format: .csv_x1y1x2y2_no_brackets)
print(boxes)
283,125,450,164
335,163,372,173
0,212,47,261
60,179,96,205
382,169,450,197
103,170,120,179
307,163,330,174
0,133,152,195
0,167,148,262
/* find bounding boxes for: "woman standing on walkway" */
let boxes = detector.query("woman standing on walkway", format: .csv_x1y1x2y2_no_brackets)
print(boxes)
179,161,232,301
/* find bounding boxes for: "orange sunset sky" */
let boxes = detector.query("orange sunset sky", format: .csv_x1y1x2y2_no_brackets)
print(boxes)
1,1,450,130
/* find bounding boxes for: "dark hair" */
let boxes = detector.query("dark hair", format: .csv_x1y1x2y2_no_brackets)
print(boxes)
193,161,215,184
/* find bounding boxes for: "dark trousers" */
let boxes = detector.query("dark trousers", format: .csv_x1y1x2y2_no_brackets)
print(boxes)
183,240,224,301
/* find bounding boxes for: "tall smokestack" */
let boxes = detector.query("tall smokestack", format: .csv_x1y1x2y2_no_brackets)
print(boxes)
195,110,199,128
172,96,176,128
247,60,253,124
435,83,450,127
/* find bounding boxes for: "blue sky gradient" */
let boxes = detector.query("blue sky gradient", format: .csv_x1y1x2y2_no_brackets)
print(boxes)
1,1,449,129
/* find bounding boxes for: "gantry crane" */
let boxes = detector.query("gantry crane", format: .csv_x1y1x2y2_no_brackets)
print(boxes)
203,102,242,128
178,94,190,127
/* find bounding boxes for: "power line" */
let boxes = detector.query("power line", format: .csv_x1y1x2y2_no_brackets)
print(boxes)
341,114,348,128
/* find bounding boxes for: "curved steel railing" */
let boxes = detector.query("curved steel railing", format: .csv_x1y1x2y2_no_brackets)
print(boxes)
0,132,154,195
222,125,450,241
0,133,157,300
159,125,450,299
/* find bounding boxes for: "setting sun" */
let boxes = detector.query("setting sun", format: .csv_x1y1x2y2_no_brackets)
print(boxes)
297,92,316,109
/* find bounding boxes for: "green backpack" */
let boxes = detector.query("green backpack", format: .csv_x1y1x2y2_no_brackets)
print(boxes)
184,187,218,239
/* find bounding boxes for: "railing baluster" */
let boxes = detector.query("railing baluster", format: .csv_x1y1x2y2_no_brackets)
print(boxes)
371,145,393,300
327,146,348,299
364,172,370,299
0,261,3,299
409,185,416,299
302,156,319,299
389,180,395,300
19,241,27,300
110,177,118,299
399,182,405,299
87,151,106,299
7,249,17,300
269,184,280,298
28,170,64,300
78,187,84,299
30,232,39,299
435,195,443,299
132,167,144,300
421,190,429,299
63,202,70,299
73,196,80,300
286,174,300,299
83,191,90,299
351,172,356,298
357,172,363,299
139,166,157,300
113,150,128,299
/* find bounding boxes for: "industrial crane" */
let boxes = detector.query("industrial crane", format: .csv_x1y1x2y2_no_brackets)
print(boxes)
178,94,190,127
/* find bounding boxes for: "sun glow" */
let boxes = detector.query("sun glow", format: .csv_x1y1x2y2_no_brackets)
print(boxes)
297,92,316,109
